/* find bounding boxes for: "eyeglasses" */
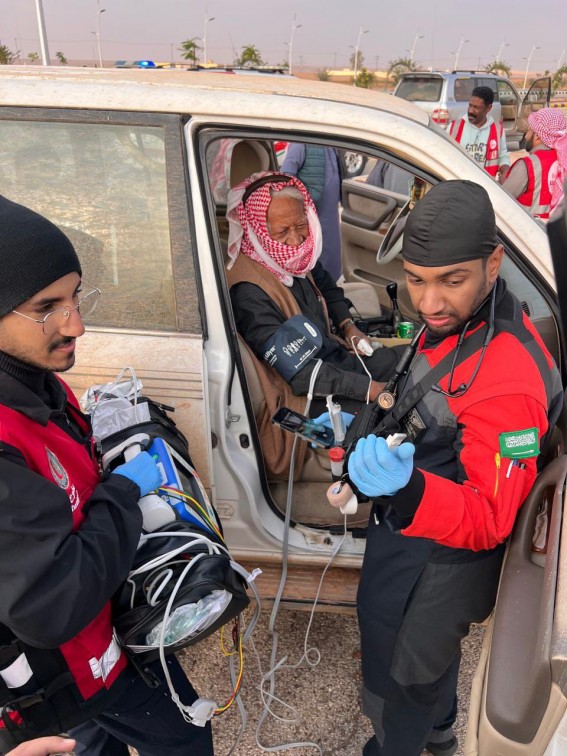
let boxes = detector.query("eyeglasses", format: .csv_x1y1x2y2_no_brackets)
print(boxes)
12,283,101,336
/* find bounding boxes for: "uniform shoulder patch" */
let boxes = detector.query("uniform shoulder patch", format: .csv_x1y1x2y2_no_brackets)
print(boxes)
499,428,539,459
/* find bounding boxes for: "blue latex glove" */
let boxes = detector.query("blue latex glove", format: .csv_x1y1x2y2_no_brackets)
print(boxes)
112,451,162,497
348,435,415,497
312,411,355,429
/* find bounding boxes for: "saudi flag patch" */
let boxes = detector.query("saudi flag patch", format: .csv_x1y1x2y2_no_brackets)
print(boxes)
499,428,539,459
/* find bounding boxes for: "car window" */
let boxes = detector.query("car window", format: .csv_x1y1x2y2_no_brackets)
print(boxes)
395,77,443,102
454,78,475,102
481,78,498,96
497,80,516,103
0,120,177,331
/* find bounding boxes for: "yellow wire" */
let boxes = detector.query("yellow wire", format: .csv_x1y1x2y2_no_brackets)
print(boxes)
215,629,244,714
158,486,224,541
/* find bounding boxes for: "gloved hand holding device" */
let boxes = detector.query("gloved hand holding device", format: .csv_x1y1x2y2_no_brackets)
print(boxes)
348,435,415,497
311,411,355,430
112,451,161,496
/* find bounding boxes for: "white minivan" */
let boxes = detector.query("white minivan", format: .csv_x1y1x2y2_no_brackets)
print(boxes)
0,67,565,754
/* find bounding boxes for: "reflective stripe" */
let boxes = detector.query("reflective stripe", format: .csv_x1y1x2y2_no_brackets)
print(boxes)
88,635,121,682
0,653,33,689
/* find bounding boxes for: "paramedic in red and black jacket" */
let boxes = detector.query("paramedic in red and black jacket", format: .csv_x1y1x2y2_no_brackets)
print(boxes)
346,181,564,756
0,196,214,755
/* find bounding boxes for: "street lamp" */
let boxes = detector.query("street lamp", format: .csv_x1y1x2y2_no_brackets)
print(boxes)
95,0,106,68
523,45,540,89
287,15,302,75
203,4,215,66
557,48,566,70
409,33,424,63
495,41,509,61
34,0,50,65
452,37,469,71
353,26,369,86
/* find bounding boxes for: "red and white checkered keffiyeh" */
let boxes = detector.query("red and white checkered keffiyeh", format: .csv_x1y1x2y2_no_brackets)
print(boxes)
226,172,322,286
528,109,567,212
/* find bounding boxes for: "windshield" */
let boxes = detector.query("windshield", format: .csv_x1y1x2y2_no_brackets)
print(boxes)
395,77,443,102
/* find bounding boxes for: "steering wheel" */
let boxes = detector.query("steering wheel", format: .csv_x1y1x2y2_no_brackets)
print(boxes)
376,200,411,265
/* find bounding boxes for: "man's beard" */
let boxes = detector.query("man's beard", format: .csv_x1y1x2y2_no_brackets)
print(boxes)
525,134,535,152
420,281,492,338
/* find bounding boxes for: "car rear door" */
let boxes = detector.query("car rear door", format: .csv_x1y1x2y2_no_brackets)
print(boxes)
466,197,567,755
517,77,553,137
0,108,213,488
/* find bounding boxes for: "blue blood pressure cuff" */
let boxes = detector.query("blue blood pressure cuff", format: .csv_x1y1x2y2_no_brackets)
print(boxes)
262,315,323,381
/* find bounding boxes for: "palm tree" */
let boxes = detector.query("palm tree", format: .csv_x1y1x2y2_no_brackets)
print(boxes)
483,60,511,76
387,57,419,84
235,45,263,67
179,38,201,66
0,45,18,65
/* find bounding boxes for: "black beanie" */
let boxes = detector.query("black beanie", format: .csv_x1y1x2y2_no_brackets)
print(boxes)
0,195,81,316
402,180,498,266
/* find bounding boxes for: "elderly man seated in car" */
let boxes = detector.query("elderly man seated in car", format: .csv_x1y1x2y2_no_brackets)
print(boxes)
225,171,398,476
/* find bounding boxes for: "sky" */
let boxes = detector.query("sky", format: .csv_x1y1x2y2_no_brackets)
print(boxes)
1,0,566,73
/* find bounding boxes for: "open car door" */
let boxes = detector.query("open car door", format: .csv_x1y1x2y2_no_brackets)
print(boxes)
517,77,552,138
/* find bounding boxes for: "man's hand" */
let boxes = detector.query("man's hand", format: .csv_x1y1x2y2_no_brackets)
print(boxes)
341,320,373,355
348,435,415,497
6,736,76,756
369,381,385,402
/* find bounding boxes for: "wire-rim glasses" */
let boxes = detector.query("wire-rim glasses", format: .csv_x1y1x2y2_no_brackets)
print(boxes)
12,283,101,336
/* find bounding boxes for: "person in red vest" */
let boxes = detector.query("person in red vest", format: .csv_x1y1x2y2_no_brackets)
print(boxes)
502,108,567,220
448,86,510,182
0,196,214,755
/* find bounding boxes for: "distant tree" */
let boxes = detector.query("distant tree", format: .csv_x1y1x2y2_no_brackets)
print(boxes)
483,60,511,76
235,45,263,67
552,65,567,94
387,57,419,84
28,52,39,64
56,51,68,65
349,50,364,70
317,69,331,81
0,45,18,65
355,67,376,88
179,38,201,66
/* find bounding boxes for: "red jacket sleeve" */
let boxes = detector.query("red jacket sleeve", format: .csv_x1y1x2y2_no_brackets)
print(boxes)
401,391,549,550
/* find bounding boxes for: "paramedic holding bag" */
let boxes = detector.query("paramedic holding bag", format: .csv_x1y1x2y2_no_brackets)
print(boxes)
0,196,214,755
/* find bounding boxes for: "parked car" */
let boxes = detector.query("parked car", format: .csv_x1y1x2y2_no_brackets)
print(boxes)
0,67,565,754
393,70,551,149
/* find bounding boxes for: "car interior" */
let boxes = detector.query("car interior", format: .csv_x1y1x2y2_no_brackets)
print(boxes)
202,133,564,531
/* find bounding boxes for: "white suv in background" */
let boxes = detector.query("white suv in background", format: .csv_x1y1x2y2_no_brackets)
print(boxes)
394,70,551,149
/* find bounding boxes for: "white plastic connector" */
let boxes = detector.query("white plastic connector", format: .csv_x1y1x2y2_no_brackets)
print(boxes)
357,338,374,357
385,433,407,449
186,697,217,727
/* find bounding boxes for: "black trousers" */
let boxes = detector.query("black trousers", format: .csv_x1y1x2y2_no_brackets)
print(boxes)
70,656,214,755
357,513,505,756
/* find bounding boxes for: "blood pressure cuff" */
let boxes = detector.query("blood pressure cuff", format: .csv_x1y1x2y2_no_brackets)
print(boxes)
262,315,323,381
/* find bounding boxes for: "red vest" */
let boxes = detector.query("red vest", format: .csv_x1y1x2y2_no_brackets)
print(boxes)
0,379,127,739
517,148,558,220
449,118,503,177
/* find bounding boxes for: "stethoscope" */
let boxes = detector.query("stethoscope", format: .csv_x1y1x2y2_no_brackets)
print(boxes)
431,282,497,398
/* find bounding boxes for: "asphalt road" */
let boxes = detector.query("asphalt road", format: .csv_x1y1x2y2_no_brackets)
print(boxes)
178,607,485,756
